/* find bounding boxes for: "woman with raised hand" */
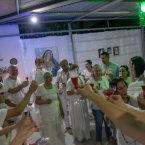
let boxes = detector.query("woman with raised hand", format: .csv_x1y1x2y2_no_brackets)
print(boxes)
75,83,145,144
87,64,114,145
108,78,141,145
35,71,65,145
127,56,145,107
67,64,90,142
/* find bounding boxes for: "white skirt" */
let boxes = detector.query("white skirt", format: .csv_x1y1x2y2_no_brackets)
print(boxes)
69,95,91,141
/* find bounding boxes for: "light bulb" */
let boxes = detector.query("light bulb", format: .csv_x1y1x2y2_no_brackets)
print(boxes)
141,2,145,12
31,16,37,23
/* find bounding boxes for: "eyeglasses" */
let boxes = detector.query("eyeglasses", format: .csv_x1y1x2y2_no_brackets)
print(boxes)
44,76,52,79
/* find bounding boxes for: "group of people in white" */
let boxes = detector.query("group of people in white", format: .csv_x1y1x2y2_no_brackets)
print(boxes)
0,51,145,145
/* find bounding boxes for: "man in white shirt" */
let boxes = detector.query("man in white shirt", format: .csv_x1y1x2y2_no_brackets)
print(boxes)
101,52,119,79
30,57,47,104
56,59,70,132
3,65,29,123
30,57,46,85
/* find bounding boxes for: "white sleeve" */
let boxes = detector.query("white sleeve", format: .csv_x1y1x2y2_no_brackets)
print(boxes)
82,70,85,76
0,109,7,127
56,70,61,83
0,83,8,93
29,70,33,83
66,79,73,91
35,86,41,96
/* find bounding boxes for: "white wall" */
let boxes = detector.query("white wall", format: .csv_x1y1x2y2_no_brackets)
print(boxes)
22,35,70,76
0,25,26,80
73,29,142,72
0,26,143,80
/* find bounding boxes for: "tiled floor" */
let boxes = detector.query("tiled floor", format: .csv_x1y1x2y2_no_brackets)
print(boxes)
12,119,114,145
26,119,114,145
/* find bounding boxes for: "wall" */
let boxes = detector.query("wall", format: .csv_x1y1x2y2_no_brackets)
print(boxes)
22,35,70,76
0,25,26,80
0,26,143,80
73,29,142,72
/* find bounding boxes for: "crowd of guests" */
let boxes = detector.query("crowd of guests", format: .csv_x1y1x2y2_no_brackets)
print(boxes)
0,51,145,145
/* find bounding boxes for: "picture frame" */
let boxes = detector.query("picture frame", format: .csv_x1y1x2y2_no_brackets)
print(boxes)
113,46,119,55
107,47,112,54
98,48,105,58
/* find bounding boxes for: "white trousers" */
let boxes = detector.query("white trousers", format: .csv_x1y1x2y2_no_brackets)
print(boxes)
59,91,70,128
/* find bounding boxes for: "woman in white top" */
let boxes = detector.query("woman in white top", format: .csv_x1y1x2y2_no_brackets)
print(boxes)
35,71,65,145
109,78,141,145
127,56,145,107
67,64,90,142
82,60,92,83
119,65,131,85
87,64,114,145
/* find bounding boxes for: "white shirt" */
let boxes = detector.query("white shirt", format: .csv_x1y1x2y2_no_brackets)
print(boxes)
0,109,7,145
87,76,109,110
127,81,143,108
3,77,25,104
116,103,143,145
56,69,70,84
30,68,47,85
82,69,92,83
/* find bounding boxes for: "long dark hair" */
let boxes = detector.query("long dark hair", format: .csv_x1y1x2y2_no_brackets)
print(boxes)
85,60,92,68
131,56,145,78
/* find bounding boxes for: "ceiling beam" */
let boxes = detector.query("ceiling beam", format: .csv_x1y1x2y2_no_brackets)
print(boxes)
31,0,83,13
36,11,137,16
3,16,138,25
0,12,31,24
0,0,83,24
16,0,19,14
70,0,123,23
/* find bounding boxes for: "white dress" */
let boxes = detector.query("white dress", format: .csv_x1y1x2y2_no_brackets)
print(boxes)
67,76,90,141
35,83,65,145
116,103,142,145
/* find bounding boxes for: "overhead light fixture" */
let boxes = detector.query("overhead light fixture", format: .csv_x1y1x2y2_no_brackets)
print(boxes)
31,16,37,23
141,2,145,12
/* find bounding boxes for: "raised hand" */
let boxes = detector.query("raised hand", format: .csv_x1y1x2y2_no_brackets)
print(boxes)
108,95,126,108
129,61,135,74
22,81,29,88
75,83,94,100
28,81,38,93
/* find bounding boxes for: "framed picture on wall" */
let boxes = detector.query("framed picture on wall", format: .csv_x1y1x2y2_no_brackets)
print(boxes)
107,47,112,54
113,46,120,55
98,48,105,58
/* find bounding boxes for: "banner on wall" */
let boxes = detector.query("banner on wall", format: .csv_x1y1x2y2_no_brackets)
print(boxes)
35,47,60,77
